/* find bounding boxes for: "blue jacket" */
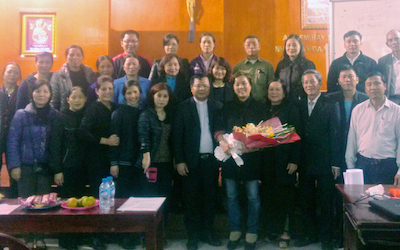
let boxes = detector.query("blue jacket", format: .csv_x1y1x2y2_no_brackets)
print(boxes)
113,76,150,105
7,103,59,170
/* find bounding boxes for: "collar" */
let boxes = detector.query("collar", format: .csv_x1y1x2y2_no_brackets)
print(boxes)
200,54,214,62
367,96,389,109
244,57,260,64
308,92,322,104
193,97,208,105
392,54,400,63
346,52,361,64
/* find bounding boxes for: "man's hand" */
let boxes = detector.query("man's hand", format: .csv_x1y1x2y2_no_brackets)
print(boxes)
176,163,189,176
54,172,64,186
11,168,21,181
332,167,341,180
394,174,400,185
287,163,298,174
110,165,119,178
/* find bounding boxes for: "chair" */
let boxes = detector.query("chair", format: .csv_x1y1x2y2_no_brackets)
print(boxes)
0,233,31,250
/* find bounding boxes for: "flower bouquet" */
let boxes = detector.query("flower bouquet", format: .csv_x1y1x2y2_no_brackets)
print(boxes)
214,117,300,166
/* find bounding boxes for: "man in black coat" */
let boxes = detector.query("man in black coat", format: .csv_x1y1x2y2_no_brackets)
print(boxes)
295,69,340,250
326,65,368,247
378,29,400,104
173,74,223,250
327,30,377,93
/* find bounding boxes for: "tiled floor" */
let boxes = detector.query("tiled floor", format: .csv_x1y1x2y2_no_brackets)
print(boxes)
42,238,328,249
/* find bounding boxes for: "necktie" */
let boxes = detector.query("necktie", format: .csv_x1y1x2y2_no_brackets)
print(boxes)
308,101,314,116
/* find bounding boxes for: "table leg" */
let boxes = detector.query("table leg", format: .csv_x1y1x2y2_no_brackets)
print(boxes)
145,217,164,250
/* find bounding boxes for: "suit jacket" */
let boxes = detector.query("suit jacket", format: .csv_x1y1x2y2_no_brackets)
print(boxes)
378,53,395,95
173,97,222,169
299,94,340,175
326,91,369,170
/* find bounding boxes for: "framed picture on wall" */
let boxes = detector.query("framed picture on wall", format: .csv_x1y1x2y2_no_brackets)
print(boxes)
301,0,329,30
21,13,56,56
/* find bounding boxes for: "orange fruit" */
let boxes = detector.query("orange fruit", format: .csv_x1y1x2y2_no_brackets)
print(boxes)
88,196,96,206
67,197,78,207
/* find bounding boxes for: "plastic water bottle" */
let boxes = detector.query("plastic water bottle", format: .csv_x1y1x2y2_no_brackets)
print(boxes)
107,176,115,207
99,178,110,212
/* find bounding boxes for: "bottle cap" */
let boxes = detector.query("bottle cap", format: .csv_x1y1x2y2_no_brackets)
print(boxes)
102,178,107,182
107,176,113,180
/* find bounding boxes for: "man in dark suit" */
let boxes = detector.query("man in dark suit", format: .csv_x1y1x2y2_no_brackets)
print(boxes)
326,65,368,247
173,74,222,250
327,30,377,93
295,69,339,250
378,29,400,104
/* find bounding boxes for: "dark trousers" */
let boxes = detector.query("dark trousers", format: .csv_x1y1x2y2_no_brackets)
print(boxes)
18,165,52,198
182,154,219,237
60,167,87,198
356,154,397,184
299,173,334,241
144,161,173,197
115,166,147,198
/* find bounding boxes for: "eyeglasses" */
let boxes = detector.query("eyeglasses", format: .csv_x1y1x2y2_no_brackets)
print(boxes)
123,40,139,45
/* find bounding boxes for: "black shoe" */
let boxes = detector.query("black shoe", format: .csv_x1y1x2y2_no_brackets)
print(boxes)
322,240,334,250
119,236,137,250
186,237,198,250
245,241,256,250
200,234,221,246
90,237,106,250
227,239,240,250
294,237,317,247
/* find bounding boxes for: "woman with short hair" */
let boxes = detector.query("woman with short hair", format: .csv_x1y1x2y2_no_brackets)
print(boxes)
149,33,190,82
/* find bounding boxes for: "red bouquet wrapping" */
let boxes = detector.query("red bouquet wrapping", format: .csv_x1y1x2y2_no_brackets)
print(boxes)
232,117,300,148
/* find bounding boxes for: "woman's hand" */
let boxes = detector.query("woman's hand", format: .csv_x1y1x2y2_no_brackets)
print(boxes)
54,172,64,186
219,140,231,153
287,163,298,174
110,165,119,178
11,168,21,181
107,134,120,146
142,153,151,173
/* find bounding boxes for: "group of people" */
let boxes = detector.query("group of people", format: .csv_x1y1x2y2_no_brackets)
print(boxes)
1,28,400,250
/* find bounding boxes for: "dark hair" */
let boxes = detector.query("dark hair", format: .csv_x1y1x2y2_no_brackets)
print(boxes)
266,78,289,104
123,80,142,96
232,71,253,86
96,55,113,70
158,54,182,74
2,62,21,81
190,74,210,87
343,30,362,41
163,33,179,46
147,82,174,109
120,30,140,41
366,71,386,83
65,45,84,58
208,57,232,83
96,75,114,90
123,54,140,66
35,52,53,64
301,69,323,84
339,65,358,76
32,79,52,106
283,34,305,60
66,86,87,98
199,32,216,44
244,35,260,43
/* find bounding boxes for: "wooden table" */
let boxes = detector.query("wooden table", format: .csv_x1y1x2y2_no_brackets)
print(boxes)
0,199,164,250
336,184,400,249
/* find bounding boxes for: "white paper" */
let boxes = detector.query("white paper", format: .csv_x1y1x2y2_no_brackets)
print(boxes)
367,184,385,196
0,204,20,215
344,169,364,185
214,133,245,167
117,197,166,212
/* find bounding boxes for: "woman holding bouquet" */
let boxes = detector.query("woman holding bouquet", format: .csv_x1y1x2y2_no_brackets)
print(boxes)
262,79,301,248
215,72,265,250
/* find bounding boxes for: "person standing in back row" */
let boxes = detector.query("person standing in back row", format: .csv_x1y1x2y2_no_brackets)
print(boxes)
327,30,377,93
233,35,274,103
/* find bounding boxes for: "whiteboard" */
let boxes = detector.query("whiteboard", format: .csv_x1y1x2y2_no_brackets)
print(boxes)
330,0,400,63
